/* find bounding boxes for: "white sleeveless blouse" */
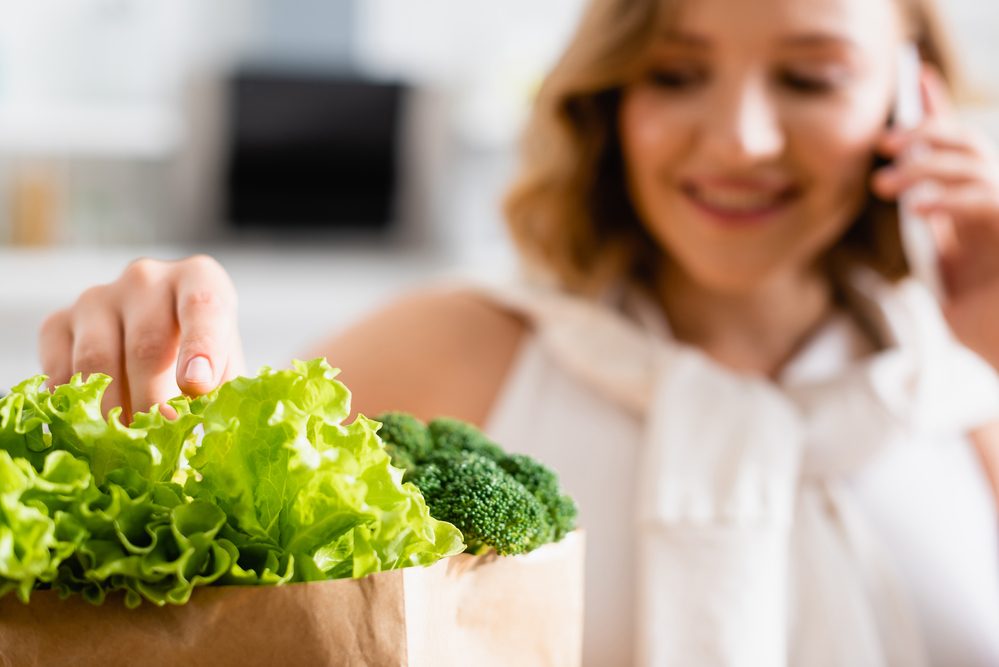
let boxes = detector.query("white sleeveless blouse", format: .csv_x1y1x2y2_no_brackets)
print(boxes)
478,271,999,667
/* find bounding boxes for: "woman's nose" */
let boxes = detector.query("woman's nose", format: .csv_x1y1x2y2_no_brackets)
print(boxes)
702,80,785,165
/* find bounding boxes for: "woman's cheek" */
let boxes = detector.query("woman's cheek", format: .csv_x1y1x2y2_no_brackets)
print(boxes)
621,92,702,195
787,100,887,204
621,92,688,171
620,92,682,217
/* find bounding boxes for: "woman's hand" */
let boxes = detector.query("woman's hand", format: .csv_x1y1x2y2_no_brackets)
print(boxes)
38,255,245,419
873,68,999,370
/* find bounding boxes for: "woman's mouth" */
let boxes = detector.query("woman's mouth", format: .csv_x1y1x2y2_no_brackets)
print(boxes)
681,181,799,227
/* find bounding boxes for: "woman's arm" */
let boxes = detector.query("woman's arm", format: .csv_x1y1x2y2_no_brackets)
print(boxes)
304,288,528,427
36,258,525,430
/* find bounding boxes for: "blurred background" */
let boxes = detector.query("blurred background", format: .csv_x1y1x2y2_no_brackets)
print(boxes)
0,0,997,384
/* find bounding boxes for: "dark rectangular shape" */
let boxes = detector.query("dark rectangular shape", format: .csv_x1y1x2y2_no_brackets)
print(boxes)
225,69,403,232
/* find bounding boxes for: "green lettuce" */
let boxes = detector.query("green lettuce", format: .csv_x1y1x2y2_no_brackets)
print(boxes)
0,449,90,602
183,360,465,582
0,359,464,606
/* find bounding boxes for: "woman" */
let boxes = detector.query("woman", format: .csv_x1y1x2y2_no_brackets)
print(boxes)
38,0,999,663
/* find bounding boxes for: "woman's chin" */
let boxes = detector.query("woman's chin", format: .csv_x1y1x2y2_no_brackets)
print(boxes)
676,259,791,297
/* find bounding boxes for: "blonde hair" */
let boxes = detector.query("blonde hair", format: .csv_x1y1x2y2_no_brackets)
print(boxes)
503,0,962,295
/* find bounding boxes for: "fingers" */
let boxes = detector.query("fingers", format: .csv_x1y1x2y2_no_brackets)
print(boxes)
69,286,127,418
173,256,239,396
877,66,985,162
38,309,74,388
872,111,999,220
121,262,182,416
910,183,999,222
873,152,985,198
877,123,979,159
36,254,242,422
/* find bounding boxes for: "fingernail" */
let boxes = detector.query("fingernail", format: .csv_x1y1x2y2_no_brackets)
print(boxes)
184,356,214,385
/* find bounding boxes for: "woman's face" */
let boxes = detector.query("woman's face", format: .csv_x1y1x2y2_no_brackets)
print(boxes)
619,0,906,293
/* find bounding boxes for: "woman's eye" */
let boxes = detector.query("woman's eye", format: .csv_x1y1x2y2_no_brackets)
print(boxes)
779,70,838,94
645,67,705,90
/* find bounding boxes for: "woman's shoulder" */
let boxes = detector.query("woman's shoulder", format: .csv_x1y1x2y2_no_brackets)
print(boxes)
307,287,530,427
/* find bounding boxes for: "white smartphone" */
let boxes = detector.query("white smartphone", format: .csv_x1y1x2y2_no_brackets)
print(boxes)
894,43,944,300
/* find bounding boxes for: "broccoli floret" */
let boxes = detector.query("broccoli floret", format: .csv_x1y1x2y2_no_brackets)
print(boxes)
375,412,431,470
428,418,506,462
378,413,578,554
408,450,548,556
499,453,578,545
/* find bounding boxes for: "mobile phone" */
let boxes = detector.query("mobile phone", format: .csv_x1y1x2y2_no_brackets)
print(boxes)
894,43,944,300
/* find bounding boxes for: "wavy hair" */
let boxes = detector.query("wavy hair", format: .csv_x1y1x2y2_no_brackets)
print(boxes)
503,0,962,295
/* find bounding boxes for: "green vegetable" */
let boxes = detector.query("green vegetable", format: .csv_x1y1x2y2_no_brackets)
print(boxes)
428,417,507,461
408,450,548,556
374,412,578,556
0,360,464,607
499,454,578,546
376,412,431,472
0,449,91,602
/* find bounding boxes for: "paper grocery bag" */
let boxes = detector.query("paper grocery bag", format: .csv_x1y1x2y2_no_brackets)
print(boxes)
405,530,585,666
0,531,584,667
0,570,407,667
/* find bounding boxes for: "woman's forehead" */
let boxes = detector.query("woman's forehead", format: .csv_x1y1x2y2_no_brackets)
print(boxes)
661,0,904,47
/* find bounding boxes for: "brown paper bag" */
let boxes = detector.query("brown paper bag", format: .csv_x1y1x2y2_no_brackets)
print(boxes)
0,531,584,667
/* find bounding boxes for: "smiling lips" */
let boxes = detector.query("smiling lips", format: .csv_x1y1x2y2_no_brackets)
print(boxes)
681,178,800,226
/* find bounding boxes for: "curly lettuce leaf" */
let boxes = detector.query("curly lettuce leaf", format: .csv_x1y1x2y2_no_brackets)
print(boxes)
185,359,464,581
0,449,91,601
56,470,236,607
0,358,464,606
0,372,200,485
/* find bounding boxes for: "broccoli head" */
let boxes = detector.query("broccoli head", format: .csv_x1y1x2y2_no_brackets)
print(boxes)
428,418,506,462
373,412,578,555
408,450,548,556
375,412,431,471
499,453,578,545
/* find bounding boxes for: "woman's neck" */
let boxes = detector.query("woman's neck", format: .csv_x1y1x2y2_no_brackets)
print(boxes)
656,264,835,378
